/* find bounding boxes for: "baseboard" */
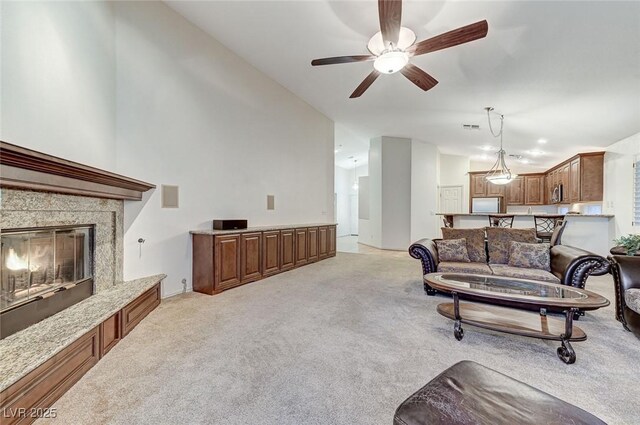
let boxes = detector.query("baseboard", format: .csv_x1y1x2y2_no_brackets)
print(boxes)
162,287,192,299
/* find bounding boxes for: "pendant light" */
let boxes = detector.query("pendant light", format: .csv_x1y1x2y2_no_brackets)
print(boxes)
352,159,359,191
484,107,517,185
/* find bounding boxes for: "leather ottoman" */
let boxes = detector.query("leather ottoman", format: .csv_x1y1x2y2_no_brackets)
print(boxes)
394,361,604,425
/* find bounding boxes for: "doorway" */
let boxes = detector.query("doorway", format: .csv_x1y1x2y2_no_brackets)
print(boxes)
440,185,463,213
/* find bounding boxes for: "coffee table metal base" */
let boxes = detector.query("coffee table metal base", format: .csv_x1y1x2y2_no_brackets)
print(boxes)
439,293,584,364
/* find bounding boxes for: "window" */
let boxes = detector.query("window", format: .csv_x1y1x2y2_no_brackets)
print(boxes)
635,156,640,226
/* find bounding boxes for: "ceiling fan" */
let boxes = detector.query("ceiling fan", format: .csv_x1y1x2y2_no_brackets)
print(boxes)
311,0,488,98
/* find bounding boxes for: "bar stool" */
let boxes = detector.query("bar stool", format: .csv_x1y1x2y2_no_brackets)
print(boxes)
534,215,565,243
442,217,453,228
488,215,514,228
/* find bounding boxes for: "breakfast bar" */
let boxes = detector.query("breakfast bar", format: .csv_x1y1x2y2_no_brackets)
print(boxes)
438,213,615,257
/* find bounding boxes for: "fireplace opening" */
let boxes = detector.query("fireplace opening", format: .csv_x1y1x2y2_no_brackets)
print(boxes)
1,225,95,339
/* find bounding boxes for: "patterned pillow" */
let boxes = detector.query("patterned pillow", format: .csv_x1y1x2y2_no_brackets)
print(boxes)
486,227,537,264
436,239,471,263
441,228,487,263
508,241,551,271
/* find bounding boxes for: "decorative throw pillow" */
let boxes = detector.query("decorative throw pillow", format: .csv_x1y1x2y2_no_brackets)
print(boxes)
436,238,471,263
486,227,537,264
508,241,551,271
441,228,487,263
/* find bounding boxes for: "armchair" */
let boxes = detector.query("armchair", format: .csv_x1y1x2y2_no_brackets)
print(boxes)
609,255,640,338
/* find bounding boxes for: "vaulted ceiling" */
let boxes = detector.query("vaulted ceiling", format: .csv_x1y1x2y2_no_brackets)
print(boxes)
166,1,640,170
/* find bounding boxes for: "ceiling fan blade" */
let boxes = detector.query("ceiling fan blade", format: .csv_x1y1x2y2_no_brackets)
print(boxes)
400,64,438,91
407,20,488,56
350,70,381,98
379,0,402,47
311,55,376,66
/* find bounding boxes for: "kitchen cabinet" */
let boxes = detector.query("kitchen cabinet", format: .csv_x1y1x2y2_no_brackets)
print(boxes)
524,175,545,205
569,158,580,202
486,182,505,197
470,174,487,197
281,229,295,271
295,228,308,267
240,233,262,283
262,231,281,277
546,152,604,204
506,176,524,205
215,235,241,291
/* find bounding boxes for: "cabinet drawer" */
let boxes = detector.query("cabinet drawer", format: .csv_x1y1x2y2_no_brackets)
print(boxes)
122,283,160,337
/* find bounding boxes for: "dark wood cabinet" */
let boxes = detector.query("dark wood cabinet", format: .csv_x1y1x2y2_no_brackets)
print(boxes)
580,153,604,202
295,228,308,267
506,177,524,205
569,158,580,202
100,311,121,356
524,175,545,205
469,152,604,207
262,231,280,277
307,227,319,262
215,235,241,290
470,174,487,197
486,182,505,197
328,226,336,256
1,282,161,425
122,284,161,337
318,226,329,259
281,229,295,271
192,225,336,295
240,233,262,283
545,152,604,204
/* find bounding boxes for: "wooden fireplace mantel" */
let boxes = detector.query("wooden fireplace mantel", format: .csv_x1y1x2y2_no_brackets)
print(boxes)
0,141,155,200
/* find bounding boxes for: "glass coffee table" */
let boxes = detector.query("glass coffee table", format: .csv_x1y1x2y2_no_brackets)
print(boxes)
424,273,610,364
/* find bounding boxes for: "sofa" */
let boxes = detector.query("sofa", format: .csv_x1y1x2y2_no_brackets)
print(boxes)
609,255,640,338
409,227,609,296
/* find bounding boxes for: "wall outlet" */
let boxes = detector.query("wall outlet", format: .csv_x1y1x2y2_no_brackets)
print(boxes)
181,278,187,293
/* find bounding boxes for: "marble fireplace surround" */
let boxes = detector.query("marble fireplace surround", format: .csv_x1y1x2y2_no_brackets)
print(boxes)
1,188,124,292
0,141,156,292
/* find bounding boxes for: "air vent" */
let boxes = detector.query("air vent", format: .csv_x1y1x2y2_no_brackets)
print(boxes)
462,124,480,130
509,154,523,159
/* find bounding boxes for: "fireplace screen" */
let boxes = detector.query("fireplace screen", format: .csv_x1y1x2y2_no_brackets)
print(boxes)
1,226,94,314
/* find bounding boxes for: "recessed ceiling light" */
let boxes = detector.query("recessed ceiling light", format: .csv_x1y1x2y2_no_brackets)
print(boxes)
479,145,494,151
527,150,545,157
537,139,547,144
520,158,530,164
334,144,343,154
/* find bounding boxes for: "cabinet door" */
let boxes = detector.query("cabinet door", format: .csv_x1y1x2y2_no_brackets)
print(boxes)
295,228,308,267
569,158,581,202
506,177,524,205
486,181,505,197
470,174,487,197
281,229,295,271
215,235,241,290
318,226,329,259
262,231,281,277
524,175,544,205
580,154,604,202
240,232,262,283
559,164,570,203
328,226,336,256
307,227,319,262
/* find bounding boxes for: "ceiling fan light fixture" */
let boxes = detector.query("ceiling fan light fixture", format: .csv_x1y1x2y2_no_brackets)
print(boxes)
367,27,417,55
374,51,409,74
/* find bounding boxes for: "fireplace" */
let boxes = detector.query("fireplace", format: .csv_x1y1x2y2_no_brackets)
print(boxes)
0,225,95,339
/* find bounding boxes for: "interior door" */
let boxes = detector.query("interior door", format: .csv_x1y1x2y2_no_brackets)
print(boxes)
440,186,463,213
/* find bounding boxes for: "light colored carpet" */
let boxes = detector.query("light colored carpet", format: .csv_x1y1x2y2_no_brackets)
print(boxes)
41,252,639,424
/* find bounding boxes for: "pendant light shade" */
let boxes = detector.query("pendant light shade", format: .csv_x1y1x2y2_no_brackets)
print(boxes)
484,107,517,185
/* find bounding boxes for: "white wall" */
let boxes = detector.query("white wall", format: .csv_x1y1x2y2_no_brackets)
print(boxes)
411,140,439,241
603,132,640,239
1,1,117,169
1,1,335,298
115,2,334,296
335,166,352,237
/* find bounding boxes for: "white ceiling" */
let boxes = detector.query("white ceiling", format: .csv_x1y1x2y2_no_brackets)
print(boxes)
166,1,640,170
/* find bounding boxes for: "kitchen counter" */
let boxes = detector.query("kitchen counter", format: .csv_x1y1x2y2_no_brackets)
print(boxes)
190,223,337,236
437,213,614,218
0,274,166,392
437,214,614,256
